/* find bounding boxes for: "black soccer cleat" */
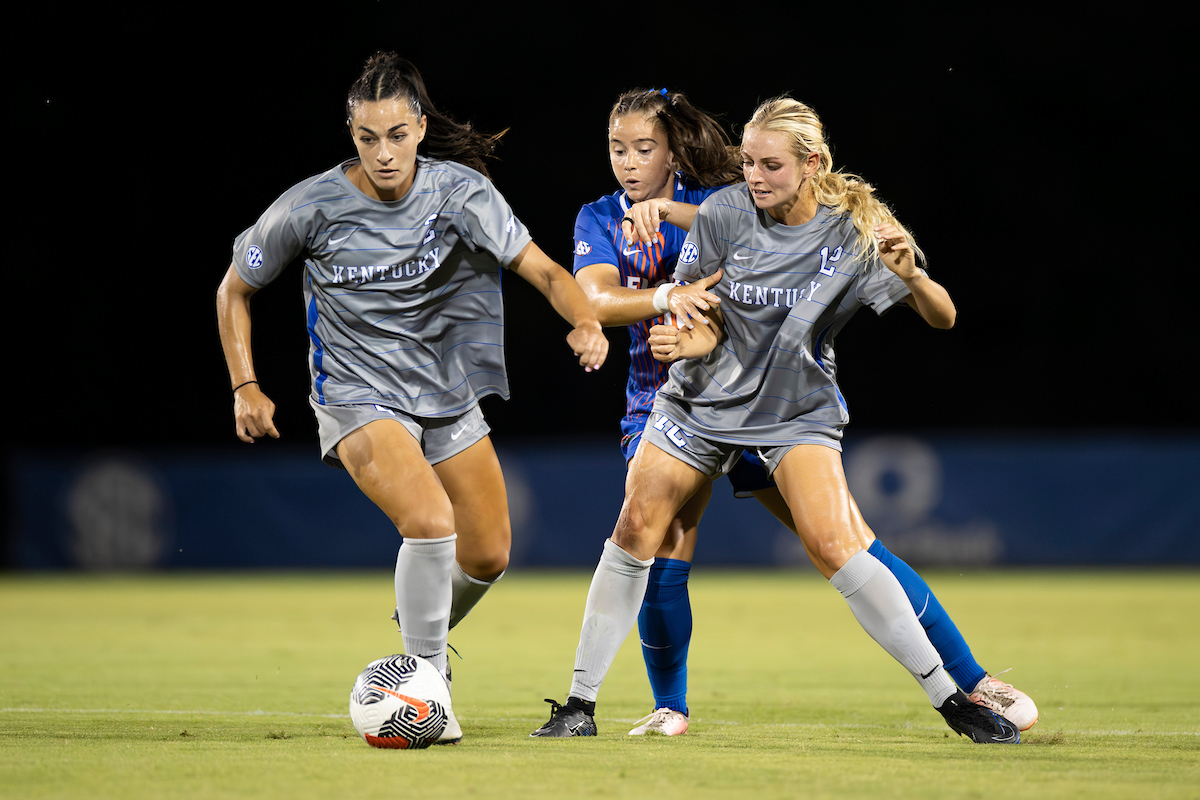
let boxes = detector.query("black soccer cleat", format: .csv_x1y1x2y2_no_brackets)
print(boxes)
937,690,1021,744
530,698,597,737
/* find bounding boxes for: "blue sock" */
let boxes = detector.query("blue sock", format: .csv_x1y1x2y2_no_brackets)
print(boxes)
867,540,987,692
637,558,691,715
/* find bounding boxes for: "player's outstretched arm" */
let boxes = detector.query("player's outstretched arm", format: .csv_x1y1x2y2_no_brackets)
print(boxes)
509,242,609,371
575,263,662,327
874,224,956,330
648,306,724,362
216,263,280,443
575,264,724,333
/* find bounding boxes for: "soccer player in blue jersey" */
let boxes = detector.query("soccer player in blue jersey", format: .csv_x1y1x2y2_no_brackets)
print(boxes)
552,89,1035,738
217,53,607,745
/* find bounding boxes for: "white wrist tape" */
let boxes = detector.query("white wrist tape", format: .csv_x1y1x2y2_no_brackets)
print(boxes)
652,282,674,314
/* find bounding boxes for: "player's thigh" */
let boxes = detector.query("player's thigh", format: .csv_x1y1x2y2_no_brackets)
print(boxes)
772,444,864,578
336,419,454,539
431,435,510,578
751,485,874,548
656,479,711,562
617,441,709,560
752,486,797,534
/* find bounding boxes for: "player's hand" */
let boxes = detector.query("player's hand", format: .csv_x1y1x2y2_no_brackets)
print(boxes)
621,198,673,245
648,324,684,362
665,269,723,329
568,320,609,372
233,384,280,443
874,224,919,281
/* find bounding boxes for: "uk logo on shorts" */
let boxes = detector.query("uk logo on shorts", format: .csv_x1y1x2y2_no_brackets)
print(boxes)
679,241,698,265
652,413,693,449
246,246,264,269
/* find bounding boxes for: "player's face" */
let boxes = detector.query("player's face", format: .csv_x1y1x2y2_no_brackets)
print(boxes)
348,99,427,201
741,128,820,224
609,113,675,203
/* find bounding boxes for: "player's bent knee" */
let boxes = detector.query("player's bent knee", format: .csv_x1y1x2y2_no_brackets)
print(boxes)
458,547,509,580
392,509,456,541
809,534,863,575
612,503,666,559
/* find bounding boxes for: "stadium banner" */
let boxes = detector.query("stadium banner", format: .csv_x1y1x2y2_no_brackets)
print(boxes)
6,435,1199,570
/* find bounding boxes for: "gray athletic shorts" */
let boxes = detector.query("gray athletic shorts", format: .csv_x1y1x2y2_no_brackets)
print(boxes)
641,409,840,479
311,400,490,469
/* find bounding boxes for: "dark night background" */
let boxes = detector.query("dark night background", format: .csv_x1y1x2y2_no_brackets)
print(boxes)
12,7,1190,460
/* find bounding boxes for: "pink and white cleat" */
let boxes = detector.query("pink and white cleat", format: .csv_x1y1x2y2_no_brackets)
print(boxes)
628,708,689,736
969,672,1039,731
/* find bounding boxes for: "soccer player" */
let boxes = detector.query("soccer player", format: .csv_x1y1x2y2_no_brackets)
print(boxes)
535,95,1028,743
216,52,607,745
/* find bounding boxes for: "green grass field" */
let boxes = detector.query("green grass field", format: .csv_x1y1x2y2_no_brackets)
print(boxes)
2,569,1198,799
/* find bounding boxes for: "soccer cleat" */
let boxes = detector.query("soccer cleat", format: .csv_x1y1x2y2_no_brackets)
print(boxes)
969,673,1039,732
530,698,597,737
937,690,1020,744
435,662,461,745
628,708,689,736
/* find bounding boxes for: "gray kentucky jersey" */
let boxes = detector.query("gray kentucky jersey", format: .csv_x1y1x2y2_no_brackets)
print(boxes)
233,156,532,418
656,184,917,446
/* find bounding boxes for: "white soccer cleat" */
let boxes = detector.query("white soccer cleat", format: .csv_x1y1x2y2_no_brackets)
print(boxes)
628,708,689,736
437,704,462,745
435,664,462,745
969,673,1038,731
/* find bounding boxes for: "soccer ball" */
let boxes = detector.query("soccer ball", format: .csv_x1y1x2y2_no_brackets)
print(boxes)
349,654,450,749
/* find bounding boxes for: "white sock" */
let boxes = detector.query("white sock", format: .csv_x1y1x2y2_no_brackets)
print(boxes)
569,539,654,703
449,561,503,630
830,549,957,707
394,534,456,677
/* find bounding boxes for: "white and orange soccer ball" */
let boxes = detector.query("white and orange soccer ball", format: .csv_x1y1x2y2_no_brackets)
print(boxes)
349,654,450,749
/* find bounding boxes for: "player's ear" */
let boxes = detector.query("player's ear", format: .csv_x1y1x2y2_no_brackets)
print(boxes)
417,115,428,145
803,150,820,179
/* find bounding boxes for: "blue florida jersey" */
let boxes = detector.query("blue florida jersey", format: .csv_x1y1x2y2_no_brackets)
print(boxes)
572,176,719,431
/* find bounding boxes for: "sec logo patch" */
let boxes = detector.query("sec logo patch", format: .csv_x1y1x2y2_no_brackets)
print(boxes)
246,246,264,269
679,242,698,264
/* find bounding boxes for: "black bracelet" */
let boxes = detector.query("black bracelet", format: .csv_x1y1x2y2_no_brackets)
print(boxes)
233,380,259,393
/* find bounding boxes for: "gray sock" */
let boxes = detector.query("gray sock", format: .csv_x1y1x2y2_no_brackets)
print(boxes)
830,549,956,707
449,561,503,630
394,534,456,676
569,539,654,703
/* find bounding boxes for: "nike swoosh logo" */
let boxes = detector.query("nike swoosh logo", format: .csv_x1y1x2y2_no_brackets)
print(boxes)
920,666,940,680
623,247,639,256
450,430,463,440
368,684,431,722
915,595,930,621
733,251,751,260
328,235,352,247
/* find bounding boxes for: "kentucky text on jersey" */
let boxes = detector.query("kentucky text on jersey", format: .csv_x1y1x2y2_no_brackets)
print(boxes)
331,247,441,284
726,279,822,307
